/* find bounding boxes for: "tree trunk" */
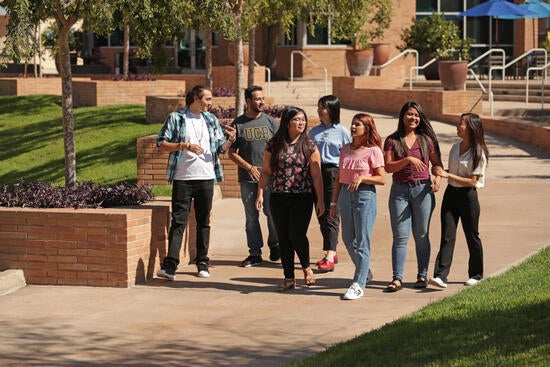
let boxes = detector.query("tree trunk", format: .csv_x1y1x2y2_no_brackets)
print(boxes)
266,24,280,72
234,0,245,115
123,21,130,78
205,26,213,89
248,28,255,87
57,24,77,187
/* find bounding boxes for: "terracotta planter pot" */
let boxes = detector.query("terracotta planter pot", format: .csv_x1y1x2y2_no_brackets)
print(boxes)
227,42,249,66
372,43,391,66
438,60,468,91
345,49,374,76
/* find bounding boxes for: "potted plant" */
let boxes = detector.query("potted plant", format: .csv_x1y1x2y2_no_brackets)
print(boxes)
315,0,393,76
399,13,472,85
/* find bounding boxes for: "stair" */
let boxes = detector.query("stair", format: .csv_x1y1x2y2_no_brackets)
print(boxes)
268,79,332,117
407,80,550,103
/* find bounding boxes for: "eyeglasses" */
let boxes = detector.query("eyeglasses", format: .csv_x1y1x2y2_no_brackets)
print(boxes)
290,116,306,122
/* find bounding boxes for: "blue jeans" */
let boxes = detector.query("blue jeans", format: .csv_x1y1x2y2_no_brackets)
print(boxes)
240,180,278,256
339,184,376,288
388,181,435,280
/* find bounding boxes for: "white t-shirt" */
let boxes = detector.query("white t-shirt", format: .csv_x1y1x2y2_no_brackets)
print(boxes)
448,142,487,188
173,111,215,181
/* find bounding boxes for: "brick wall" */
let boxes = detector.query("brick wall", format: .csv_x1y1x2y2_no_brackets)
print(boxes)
73,80,186,107
0,77,64,96
333,76,483,120
0,203,200,287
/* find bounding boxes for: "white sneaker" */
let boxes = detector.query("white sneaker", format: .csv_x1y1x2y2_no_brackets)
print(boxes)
198,270,210,278
343,282,364,300
157,268,175,281
429,277,447,288
464,278,479,286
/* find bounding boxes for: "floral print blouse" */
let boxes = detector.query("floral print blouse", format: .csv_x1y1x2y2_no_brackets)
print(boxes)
266,141,316,194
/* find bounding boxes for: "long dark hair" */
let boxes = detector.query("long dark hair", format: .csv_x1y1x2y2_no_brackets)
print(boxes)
269,107,312,171
353,113,382,148
185,85,209,107
461,113,489,169
318,95,340,124
393,101,441,161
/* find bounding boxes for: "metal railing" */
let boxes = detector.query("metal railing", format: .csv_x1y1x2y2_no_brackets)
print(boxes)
409,57,437,90
290,50,328,95
488,48,548,116
254,61,271,96
372,49,418,76
466,48,506,93
526,61,549,109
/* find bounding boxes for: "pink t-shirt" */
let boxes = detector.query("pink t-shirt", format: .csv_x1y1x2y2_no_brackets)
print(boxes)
383,133,434,182
338,144,385,185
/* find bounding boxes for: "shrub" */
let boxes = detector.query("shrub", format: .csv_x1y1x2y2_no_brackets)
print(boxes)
0,178,155,209
110,73,156,81
209,104,289,120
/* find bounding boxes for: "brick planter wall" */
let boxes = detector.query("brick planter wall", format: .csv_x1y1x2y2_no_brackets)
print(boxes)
73,80,186,107
145,96,276,124
0,77,62,96
0,202,197,287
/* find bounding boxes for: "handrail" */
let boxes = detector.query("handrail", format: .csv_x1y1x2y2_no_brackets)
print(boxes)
409,58,437,90
372,49,418,76
526,61,549,109
466,48,505,93
254,61,271,96
489,48,548,116
290,50,328,95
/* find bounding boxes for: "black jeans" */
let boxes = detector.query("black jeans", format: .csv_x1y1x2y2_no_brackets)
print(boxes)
316,165,340,252
270,193,314,279
433,186,484,282
163,179,214,272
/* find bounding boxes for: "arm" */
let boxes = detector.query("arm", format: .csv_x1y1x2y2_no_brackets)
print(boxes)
429,150,443,193
309,149,325,217
255,150,272,211
383,150,426,173
227,147,261,181
329,172,342,219
347,167,386,192
437,169,480,188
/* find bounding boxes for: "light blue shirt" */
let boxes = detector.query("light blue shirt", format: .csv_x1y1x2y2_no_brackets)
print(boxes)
309,123,351,166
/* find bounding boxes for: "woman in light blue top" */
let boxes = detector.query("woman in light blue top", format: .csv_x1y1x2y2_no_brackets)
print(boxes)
308,95,351,272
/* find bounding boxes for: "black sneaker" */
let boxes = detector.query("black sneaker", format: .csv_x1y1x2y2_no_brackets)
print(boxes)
197,262,210,278
269,246,280,262
240,255,263,267
157,268,175,281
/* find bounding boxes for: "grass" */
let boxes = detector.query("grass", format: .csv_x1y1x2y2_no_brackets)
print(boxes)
290,246,550,367
0,95,172,196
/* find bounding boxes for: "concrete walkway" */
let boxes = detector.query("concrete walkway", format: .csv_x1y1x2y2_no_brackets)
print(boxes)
0,105,549,367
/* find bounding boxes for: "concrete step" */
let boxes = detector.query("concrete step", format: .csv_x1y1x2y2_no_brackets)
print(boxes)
0,269,26,296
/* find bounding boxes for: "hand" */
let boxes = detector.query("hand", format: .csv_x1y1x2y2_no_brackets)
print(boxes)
348,176,364,192
408,156,427,172
187,143,204,155
434,166,449,178
315,201,325,218
248,166,261,181
222,124,236,141
329,205,338,219
431,179,441,193
255,196,263,212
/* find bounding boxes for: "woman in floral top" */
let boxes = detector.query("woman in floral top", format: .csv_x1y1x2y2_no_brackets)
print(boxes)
256,107,324,291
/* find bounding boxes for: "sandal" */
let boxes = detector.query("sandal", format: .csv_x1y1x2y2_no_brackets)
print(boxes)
276,278,296,292
303,267,316,286
385,278,402,292
414,276,428,289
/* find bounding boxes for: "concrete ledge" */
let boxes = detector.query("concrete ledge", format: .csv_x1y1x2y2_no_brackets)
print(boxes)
0,269,26,296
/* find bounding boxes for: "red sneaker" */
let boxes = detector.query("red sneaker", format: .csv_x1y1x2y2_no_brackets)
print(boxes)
333,253,339,264
318,260,335,272
316,257,327,266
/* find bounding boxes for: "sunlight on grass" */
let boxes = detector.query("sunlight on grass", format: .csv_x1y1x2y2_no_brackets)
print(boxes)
290,247,550,367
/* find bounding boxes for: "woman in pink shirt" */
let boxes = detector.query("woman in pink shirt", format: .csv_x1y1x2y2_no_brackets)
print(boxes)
330,114,386,300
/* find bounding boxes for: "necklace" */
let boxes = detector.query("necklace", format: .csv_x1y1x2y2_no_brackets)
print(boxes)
188,112,205,145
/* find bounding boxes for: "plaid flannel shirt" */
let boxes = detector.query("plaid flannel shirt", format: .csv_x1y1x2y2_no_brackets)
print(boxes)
157,106,228,183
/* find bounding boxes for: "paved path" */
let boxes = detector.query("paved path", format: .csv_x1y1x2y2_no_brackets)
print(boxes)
0,107,549,367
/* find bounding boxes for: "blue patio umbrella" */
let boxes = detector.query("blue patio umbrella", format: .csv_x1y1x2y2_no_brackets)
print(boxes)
459,0,537,47
499,0,550,45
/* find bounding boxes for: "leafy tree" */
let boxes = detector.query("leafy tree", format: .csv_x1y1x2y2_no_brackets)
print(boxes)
1,0,114,186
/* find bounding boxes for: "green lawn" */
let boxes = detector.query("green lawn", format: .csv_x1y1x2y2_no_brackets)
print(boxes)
290,246,550,367
0,95,171,196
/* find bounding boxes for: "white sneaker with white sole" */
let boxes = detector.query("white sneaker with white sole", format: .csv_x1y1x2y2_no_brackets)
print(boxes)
464,278,480,286
429,277,447,288
343,282,364,300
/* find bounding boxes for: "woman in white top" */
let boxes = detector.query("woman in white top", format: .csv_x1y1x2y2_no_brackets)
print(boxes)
430,113,489,289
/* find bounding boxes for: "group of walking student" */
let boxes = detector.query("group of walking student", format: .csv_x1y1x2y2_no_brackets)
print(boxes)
156,84,490,301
